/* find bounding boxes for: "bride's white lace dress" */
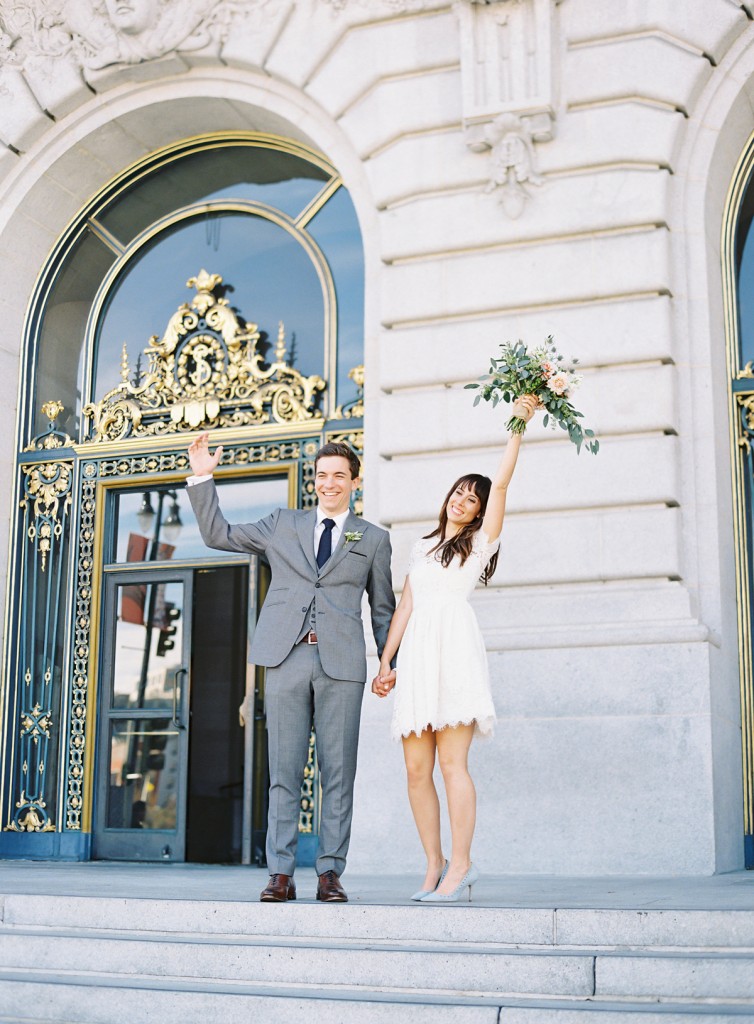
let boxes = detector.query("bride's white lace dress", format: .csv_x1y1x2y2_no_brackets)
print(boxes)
390,530,498,741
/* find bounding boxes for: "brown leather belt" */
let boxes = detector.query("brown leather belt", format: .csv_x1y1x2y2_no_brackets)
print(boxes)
300,631,318,645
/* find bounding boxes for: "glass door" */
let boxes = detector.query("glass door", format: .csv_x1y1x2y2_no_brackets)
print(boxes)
93,568,192,860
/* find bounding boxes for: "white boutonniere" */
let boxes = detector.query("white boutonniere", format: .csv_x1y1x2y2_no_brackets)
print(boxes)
344,531,363,543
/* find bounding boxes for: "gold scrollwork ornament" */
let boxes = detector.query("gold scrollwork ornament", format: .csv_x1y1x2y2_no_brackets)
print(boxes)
6,792,55,833
736,394,754,454
25,399,73,451
21,461,73,571
84,270,326,442
331,364,364,420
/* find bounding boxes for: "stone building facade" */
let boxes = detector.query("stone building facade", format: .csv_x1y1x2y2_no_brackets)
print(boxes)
0,0,752,875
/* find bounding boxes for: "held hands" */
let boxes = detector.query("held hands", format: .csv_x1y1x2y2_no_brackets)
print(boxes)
188,431,224,476
510,393,541,424
371,662,396,698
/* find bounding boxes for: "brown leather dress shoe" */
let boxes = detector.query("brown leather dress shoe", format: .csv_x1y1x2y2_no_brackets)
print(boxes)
260,873,296,902
316,870,348,902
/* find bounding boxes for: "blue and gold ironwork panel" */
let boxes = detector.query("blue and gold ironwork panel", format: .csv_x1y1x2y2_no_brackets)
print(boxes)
4,402,74,833
732,386,754,865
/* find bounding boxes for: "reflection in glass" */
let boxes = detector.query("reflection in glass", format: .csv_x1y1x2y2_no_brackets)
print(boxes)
98,146,330,245
114,476,289,564
306,186,364,410
107,719,180,830
93,213,325,402
33,229,117,438
113,580,183,710
740,212,754,369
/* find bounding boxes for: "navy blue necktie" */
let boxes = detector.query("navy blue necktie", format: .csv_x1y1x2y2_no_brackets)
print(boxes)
316,518,336,569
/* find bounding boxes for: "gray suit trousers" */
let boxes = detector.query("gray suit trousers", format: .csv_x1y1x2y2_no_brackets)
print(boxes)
265,641,364,876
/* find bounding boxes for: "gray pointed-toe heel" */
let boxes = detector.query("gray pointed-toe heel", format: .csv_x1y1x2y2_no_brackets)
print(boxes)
410,860,449,902
420,863,479,903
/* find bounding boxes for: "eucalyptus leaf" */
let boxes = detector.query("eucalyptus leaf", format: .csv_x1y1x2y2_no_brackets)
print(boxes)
468,336,598,453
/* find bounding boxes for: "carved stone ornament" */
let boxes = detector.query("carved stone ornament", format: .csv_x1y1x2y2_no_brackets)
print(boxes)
83,269,326,443
478,112,544,218
0,0,275,73
456,0,562,218
319,0,435,9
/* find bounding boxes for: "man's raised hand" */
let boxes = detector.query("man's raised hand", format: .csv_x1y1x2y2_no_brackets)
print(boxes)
188,432,223,476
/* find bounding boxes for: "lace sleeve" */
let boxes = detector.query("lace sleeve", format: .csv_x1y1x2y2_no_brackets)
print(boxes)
472,530,500,563
406,537,425,576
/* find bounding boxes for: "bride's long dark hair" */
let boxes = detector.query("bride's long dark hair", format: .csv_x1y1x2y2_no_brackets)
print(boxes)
423,473,499,585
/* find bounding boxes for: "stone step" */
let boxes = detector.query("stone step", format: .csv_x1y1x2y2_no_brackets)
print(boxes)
2,888,753,1021
4,894,754,949
0,969,753,1024
0,925,753,1000
0,928,593,996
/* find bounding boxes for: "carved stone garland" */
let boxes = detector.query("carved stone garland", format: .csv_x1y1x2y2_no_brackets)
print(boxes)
83,269,326,443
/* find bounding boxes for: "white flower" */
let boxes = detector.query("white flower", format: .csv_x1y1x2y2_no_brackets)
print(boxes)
344,531,363,543
547,372,570,396
568,373,583,391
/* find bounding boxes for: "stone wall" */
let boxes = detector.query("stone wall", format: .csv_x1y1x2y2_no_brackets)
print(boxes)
0,0,752,873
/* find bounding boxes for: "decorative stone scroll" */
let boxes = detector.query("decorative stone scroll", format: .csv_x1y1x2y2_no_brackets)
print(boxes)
456,0,561,218
83,269,326,443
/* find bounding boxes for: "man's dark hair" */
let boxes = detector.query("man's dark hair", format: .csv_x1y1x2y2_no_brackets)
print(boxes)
315,442,361,480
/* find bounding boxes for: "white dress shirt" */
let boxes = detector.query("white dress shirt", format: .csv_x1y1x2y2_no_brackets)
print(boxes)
314,507,350,559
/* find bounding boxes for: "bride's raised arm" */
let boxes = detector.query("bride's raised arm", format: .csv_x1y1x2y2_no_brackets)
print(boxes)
481,394,538,543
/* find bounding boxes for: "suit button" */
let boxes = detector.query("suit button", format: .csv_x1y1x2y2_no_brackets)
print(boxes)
315,583,321,588
301,607,307,613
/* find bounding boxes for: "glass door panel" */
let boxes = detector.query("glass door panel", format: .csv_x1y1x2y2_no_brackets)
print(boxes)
106,719,181,830
94,568,192,861
112,476,289,565
112,580,185,710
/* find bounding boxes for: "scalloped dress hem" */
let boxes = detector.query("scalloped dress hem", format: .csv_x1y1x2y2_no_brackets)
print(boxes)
391,714,496,743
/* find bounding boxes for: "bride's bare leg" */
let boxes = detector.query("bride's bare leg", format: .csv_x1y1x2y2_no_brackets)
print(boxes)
402,730,445,890
435,724,476,894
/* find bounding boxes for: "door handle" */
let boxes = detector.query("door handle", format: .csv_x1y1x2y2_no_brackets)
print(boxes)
173,667,187,729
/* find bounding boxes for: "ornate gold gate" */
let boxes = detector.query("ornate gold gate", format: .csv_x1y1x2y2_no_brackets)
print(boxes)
0,267,363,860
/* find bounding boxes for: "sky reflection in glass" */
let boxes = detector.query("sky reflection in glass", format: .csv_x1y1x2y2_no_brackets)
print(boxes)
113,476,289,564
94,213,325,402
99,147,329,244
740,221,754,368
307,186,364,408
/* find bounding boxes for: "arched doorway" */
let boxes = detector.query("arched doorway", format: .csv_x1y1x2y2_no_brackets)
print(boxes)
723,129,754,870
0,133,365,863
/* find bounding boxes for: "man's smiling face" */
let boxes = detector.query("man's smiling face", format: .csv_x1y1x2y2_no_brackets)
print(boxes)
315,455,358,516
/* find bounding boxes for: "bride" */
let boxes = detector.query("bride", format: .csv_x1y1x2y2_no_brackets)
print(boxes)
373,395,539,902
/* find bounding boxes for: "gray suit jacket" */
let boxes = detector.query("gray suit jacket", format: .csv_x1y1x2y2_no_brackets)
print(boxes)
187,479,395,682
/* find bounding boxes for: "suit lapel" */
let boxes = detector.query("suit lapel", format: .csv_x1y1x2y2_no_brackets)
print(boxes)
318,510,363,580
295,510,318,575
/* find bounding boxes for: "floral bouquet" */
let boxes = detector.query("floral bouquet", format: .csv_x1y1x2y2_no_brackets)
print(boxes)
465,337,599,454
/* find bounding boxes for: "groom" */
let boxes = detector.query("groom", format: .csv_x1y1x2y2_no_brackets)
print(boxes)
186,434,395,902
